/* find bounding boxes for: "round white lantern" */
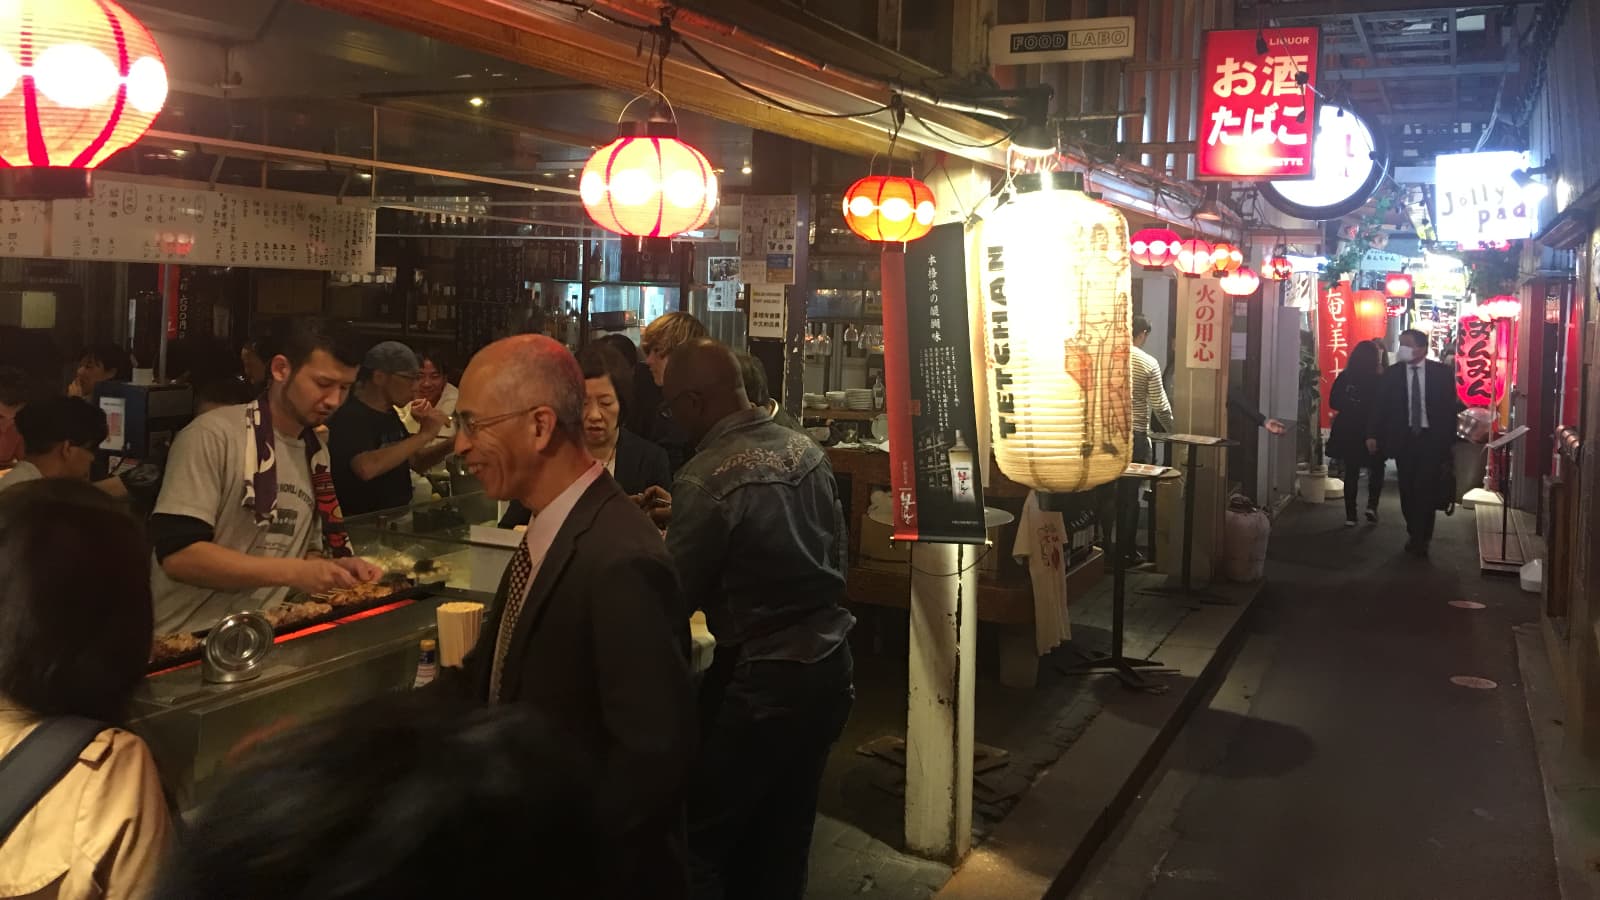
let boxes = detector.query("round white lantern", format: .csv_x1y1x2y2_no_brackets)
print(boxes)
974,174,1133,492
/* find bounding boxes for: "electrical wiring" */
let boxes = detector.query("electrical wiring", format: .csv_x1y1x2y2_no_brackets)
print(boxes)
677,37,894,119
906,106,1020,149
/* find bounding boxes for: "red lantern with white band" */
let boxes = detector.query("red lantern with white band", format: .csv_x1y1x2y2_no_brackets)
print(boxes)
1209,241,1243,274
580,116,718,239
1384,272,1413,299
1130,227,1181,270
0,0,168,198
1173,238,1214,278
841,175,935,243
1219,265,1260,297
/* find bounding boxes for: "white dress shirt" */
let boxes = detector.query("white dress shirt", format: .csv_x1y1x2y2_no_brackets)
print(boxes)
1405,360,1429,430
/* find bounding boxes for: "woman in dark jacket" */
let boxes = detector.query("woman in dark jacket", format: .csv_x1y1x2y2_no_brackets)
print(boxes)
498,343,670,529
1328,339,1385,526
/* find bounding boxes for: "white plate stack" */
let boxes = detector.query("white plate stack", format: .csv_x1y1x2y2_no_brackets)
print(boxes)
846,389,876,411
803,393,829,409
825,390,849,408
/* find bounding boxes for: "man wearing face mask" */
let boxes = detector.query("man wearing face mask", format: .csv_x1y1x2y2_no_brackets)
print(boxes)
1367,329,1460,557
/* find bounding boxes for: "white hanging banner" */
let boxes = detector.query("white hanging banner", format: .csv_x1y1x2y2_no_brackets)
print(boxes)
0,175,376,272
1180,277,1225,370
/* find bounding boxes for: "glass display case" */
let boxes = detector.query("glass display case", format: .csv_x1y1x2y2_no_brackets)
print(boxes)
131,590,488,811
342,490,509,593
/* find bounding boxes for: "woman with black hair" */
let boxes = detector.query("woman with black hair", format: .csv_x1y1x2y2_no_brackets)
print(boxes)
1328,339,1386,526
0,479,173,899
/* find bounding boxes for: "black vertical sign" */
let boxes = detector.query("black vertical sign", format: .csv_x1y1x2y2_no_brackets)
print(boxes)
884,221,987,544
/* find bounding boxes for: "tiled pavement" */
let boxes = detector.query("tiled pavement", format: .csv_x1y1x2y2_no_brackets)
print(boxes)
805,567,1197,899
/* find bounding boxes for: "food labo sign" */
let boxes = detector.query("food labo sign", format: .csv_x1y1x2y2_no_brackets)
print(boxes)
1433,151,1540,245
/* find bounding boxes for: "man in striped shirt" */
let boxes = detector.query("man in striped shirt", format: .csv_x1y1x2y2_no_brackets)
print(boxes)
1122,316,1173,562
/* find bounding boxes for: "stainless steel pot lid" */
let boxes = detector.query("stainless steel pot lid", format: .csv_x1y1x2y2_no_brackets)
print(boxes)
202,611,275,683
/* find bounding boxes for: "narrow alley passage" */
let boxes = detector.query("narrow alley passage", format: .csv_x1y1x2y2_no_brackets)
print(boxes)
1078,479,1558,900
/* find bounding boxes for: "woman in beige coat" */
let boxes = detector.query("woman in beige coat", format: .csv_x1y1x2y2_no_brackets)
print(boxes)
0,479,172,899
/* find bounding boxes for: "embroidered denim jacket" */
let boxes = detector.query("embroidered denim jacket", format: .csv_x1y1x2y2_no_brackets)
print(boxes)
668,407,854,663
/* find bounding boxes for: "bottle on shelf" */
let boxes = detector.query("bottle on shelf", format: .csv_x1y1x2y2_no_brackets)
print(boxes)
412,638,439,689
948,432,977,507
873,373,885,410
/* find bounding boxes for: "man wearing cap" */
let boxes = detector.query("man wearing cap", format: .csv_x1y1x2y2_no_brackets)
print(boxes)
327,341,452,517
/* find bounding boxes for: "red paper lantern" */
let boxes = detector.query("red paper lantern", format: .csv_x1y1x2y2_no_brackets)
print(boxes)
1220,265,1260,297
1209,241,1243,274
1129,227,1181,270
1173,238,1214,277
580,122,719,238
1384,272,1413,299
1481,295,1521,321
1264,255,1293,281
841,175,936,243
0,0,168,198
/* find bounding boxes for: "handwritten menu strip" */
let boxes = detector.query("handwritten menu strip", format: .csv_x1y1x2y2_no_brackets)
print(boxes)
0,177,376,272
0,200,49,257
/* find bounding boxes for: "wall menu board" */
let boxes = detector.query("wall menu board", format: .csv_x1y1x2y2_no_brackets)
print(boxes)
0,177,376,272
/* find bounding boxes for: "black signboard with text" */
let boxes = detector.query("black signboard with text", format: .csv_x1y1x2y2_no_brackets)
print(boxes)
882,222,987,544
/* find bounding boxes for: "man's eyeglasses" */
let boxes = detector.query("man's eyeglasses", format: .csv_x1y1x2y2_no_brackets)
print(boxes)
451,405,542,438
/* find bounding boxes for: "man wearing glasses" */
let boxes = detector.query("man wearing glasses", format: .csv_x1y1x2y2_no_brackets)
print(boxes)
446,334,696,899
327,341,452,516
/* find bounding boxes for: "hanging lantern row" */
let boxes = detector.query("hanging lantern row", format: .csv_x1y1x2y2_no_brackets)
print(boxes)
1384,272,1414,299
1130,227,1181,270
1265,254,1294,281
1219,266,1260,297
842,175,936,243
0,0,170,198
1173,238,1214,278
1209,241,1243,275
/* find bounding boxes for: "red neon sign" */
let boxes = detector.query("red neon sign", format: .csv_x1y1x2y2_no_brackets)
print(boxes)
1197,28,1320,181
1318,285,1385,428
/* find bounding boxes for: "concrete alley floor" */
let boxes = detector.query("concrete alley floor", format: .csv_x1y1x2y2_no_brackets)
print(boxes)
1076,479,1559,900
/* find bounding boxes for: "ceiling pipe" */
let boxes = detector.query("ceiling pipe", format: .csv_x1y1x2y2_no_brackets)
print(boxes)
140,129,581,196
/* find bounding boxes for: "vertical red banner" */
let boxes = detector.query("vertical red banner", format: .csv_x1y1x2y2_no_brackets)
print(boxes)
1318,285,1385,428
159,264,181,340
1197,27,1320,180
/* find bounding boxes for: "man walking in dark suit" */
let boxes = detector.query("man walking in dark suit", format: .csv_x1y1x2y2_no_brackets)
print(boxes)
451,334,697,898
1367,328,1460,557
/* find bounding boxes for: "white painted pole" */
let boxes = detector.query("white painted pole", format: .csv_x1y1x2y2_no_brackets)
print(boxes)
905,540,978,860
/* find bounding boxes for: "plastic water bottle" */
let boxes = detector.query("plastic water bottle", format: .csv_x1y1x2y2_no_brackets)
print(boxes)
412,639,439,689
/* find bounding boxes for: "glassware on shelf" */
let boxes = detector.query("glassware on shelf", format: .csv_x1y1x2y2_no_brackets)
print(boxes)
818,327,832,357
843,322,859,346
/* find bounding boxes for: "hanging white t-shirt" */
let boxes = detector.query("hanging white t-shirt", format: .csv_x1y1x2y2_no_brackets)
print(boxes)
1013,490,1071,655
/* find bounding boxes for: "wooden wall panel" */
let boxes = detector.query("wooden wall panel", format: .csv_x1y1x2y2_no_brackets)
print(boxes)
1119,0,1233,177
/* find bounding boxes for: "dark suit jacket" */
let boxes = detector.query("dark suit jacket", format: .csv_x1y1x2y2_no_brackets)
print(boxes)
498,429,672,528
462,472,695,897
1369,360,1459,456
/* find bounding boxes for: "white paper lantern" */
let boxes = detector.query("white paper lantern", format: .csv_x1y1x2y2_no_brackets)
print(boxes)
974,176,1133,492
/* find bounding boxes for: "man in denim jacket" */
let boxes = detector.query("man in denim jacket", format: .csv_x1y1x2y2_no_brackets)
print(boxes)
658,339,855,900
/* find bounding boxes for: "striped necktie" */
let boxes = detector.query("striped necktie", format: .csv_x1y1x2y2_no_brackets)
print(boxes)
488,540,534,703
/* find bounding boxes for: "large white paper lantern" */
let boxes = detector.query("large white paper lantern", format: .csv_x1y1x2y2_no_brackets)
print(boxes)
975,174,1132,492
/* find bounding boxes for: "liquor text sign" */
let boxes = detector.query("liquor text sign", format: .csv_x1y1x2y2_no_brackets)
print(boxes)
881,223,987,544
1198,27,1320,180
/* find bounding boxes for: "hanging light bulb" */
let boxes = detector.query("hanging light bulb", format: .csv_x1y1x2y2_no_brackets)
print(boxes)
1130,227,1181,270
1173,238,1214,278
0,0,169,198
1220,266,1260,297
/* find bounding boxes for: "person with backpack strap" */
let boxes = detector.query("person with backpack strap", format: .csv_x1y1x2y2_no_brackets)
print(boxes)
0,480,173,899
